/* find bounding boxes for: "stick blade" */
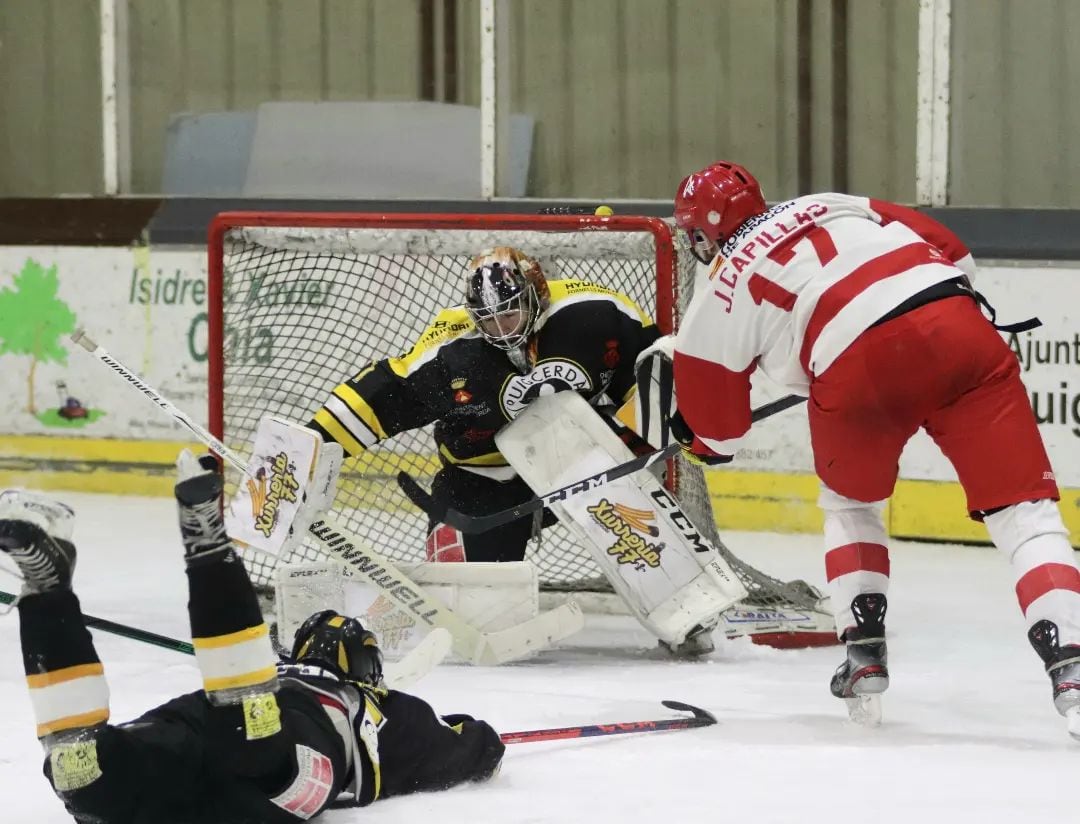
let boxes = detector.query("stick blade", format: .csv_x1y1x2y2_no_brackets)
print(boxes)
660,700,718,724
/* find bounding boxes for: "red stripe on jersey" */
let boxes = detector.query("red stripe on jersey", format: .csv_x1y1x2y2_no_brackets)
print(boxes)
799,242,943,374
672,352,755,444
825,542,890,582
1015,563,1080,615
316,693,348,716
869,199,972,263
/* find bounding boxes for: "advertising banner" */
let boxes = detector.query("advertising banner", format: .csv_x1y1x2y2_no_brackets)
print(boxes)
0,246,209,439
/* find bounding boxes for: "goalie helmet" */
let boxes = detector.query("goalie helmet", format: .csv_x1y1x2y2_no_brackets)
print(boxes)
674,161,768,264
291,609,384,687
464,246,549,351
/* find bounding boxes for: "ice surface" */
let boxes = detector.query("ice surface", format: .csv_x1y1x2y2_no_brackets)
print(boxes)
0,492,1074,823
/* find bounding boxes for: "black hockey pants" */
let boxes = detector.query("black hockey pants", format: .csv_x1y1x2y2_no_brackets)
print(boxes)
45,685,349,824
428,464,557,562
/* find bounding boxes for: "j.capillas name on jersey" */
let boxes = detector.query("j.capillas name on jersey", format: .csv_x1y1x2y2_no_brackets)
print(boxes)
309,279,660,477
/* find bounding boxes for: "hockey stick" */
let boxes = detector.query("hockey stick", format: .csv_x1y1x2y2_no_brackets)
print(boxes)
499,700,716,745
0,588,449,690
71,330,584,666
0,588,195,655
398,393,807,534
70,329,243,474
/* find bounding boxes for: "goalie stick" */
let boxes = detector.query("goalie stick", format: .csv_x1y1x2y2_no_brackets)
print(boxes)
499,700,716,745
71,330,584,666
0,589,450,690
398,393,807,533
70,329,239,472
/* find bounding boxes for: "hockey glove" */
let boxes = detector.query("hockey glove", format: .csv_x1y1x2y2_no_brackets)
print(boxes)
669,410,733,467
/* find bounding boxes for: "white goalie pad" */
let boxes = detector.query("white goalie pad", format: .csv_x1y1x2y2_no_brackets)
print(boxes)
276,559,542,663
275,560,350,651
274,563,453,690
497,392,748,646
226,415,343,558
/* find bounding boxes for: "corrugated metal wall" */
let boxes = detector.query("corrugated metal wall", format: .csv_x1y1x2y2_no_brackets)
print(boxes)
456,0,916,201
127,0,424,193
0,0,1072,205
0,0,102,196
950,0,1080,206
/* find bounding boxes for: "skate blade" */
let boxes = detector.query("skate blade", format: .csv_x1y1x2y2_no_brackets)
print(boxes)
1066,706,1080,742
844,694,882,727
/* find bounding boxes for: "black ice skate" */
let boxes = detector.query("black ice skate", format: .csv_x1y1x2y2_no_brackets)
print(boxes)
174,451,231,558
660,621,717,658
0,490,76,596
1027,619,1080,740
830,593,888,726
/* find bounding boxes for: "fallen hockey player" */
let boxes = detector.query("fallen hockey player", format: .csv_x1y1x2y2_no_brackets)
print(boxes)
0,452,503,823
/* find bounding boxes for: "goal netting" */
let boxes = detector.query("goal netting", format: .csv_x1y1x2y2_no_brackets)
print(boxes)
207,211,819,614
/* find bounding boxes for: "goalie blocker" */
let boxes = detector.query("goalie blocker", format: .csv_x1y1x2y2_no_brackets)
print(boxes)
225,415,343,559
497,391,748,651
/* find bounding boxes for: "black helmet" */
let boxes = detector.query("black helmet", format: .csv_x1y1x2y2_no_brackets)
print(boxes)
464,247,547,350
290,609,383,686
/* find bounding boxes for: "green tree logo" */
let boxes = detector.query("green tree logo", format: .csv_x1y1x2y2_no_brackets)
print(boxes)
0,259,77,415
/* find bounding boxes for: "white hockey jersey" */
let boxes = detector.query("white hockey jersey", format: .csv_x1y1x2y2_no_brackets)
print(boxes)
673,192,976,457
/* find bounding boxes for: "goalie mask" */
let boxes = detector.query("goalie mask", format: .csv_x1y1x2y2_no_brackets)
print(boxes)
674,161,768,264
465,247,548,351
291,609,384,687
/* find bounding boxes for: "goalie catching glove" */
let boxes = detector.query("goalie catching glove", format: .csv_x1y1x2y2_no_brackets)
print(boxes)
622,335,732,467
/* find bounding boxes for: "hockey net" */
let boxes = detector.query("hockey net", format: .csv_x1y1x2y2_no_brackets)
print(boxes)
207,211,820,616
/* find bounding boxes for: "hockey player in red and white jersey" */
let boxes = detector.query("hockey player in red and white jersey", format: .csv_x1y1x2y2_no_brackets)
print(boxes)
665,160,1080,733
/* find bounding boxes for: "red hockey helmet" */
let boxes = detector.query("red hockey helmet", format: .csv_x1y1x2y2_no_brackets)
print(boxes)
674,161,767,263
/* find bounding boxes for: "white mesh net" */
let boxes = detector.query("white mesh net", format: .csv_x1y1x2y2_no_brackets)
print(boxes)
211,213,818,612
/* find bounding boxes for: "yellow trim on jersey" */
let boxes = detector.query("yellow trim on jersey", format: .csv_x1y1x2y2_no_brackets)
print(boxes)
438,444,509,467
203,665,279,693
26,663,105,689
334,383,388,440
313,408,365,455
36,709,110,738
192,623,269,651
387,307,476,378
545,279,655,327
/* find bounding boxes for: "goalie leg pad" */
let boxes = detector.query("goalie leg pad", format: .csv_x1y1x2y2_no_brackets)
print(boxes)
275,561,349,655
287,559,543,663
498,391,747,646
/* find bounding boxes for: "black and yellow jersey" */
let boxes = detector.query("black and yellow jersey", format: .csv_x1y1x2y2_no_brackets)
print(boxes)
308,279,660,476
